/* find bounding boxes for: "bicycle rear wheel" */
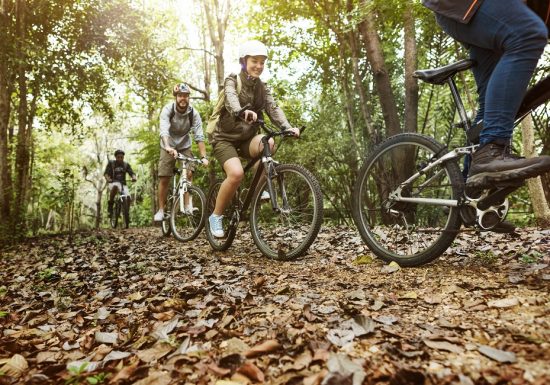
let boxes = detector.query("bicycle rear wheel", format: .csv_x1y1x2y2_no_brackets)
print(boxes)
205,180,238,251
250,164,323,260
171,185,207,242
352,133,463,266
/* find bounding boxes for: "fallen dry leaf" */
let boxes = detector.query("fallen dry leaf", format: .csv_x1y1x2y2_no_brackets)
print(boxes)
237,361,265,382
245,339,281,358
0,354,28,378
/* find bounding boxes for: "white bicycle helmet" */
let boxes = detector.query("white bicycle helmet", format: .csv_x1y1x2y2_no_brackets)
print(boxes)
238,40,268,59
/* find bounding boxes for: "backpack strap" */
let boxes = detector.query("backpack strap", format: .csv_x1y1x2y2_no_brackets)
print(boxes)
236,73,242,95
169,103,194,127
109,159,116,180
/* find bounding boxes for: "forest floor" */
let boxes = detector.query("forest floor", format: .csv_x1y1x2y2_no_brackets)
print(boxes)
0,225,549,385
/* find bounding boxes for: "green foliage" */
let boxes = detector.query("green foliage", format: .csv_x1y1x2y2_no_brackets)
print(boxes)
65,361,89,385
520,250,543,264
2,0,547,234
475,250,498,265
38,268,58,281
86,373,109,384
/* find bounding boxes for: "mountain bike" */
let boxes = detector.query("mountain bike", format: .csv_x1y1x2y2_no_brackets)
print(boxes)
161,154,206,242
110,183,131,229
352,59,550,267
205,120,324,260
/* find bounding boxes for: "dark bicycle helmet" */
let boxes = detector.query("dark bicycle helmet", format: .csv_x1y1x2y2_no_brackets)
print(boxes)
114,149,125,156
173,83,191,96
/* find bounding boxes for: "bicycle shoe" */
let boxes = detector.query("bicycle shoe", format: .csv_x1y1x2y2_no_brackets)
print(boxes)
466,142,550,188
209,214,224,237
154,209,164,222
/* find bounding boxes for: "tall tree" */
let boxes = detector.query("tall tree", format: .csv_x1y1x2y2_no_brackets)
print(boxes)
202,0,231,91
403,5,418,133
1,0,153,239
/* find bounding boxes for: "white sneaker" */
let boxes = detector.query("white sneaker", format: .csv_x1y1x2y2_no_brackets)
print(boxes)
208,214,224,238
154,210,164,222
260,190,270,200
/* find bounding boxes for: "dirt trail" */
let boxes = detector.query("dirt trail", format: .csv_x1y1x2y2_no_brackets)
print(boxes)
0,226,548,384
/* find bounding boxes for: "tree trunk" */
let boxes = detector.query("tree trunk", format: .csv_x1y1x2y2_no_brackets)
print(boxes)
348,29,374,145
0,64,11,226
203,0,230,91
359,10,401,138
337,41,360,157
403,6,418,133
521,114,550,226
14,0,29,234
201,23,211,102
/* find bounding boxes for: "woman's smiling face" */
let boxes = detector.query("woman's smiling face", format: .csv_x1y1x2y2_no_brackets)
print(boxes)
245,55,266,78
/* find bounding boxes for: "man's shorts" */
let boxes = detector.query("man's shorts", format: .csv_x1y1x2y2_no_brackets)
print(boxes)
108,182,129,196
158,147,194,177
212,137,255,168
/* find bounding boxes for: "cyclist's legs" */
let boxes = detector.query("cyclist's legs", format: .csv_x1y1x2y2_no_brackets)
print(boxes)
211,139,251,216
109,182,121,201
213,157,243,215
157,150,176,213
436,0,547,145
248,134,275,158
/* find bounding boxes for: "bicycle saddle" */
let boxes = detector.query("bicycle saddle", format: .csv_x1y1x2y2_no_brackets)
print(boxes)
414,59,476,85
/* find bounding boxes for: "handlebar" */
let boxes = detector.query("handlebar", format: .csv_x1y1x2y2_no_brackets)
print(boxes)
253,119,306,139
235,104,306,137
176,153,206,164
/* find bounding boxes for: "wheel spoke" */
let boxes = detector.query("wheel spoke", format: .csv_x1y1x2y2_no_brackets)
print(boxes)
250,164,323,260
353,134,462,266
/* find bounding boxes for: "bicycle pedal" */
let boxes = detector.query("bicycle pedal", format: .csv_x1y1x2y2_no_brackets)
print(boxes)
477,184,522,211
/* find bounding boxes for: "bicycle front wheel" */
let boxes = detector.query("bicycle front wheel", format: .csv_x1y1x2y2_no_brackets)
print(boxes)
250,164,323,260
171,185,207,242
110,201,120,229
161,198,172,237
352,133,463,266
205,180,238,251
122,197,130,229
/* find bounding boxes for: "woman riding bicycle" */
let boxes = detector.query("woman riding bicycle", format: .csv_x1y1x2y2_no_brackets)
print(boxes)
207,40,300,238
422,0,550,188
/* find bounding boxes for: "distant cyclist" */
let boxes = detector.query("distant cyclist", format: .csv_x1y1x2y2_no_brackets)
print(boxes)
207,40,300,238
104,149,137,217
422,0,550,188
154,83,208,222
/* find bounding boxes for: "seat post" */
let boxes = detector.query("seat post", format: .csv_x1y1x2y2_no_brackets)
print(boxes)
447,77,472,132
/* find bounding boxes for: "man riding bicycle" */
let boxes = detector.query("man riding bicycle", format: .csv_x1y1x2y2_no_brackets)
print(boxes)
154,83,208,222
104,149,137,217
422,0,550,188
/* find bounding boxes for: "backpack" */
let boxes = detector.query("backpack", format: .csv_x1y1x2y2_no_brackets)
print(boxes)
108,160,129,181
206,74,242,135
169,104,194,127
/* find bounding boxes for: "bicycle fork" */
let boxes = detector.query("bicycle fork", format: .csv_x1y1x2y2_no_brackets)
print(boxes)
262,157,290,213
